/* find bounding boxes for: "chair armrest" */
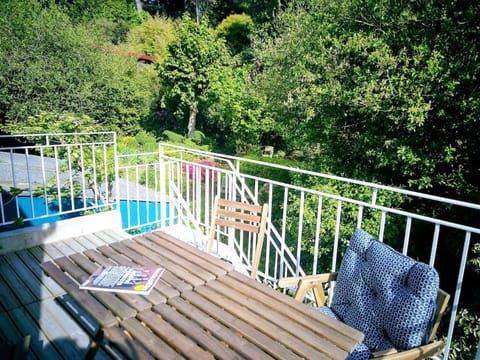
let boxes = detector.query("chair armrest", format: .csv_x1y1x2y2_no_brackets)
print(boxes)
372,340,444,360
278,272,337,306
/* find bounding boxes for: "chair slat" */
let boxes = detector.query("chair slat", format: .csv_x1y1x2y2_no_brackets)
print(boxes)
216,208,262,223
217,198,262,213
215,218,260,233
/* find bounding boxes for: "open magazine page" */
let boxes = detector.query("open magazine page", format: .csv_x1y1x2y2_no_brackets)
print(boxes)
80,265,164,295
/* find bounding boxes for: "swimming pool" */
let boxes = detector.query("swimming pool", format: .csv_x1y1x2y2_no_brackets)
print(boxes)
0,196,170,233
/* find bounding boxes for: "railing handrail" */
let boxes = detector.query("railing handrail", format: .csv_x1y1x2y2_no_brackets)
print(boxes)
159,143,480,211
0,131,115,138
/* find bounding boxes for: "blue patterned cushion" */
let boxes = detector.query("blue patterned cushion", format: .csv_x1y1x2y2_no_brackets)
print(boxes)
329,228,439,352
317,306,370,359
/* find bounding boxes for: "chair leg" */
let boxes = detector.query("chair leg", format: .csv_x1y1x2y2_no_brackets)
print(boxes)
0,335,31,360
84,329,104,360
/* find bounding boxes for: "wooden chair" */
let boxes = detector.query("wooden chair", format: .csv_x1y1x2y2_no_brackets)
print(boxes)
206,196,268,279
278,229,450,360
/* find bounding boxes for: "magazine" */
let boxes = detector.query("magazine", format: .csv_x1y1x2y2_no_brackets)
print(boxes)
80,265,164,295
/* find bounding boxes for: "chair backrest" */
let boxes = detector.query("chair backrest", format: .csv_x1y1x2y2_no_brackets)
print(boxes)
206,196,268,279
330,228,440,353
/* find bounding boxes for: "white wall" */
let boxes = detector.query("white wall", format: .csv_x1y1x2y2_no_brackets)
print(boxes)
0,210,124,254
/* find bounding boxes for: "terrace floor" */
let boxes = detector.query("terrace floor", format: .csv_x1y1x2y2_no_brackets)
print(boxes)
0,229,128,359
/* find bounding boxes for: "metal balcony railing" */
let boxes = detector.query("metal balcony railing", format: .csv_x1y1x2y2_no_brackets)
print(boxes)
0,132,117,229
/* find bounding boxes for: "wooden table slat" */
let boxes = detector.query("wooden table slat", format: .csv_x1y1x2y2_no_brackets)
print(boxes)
181,290,302,360
40,243,65,260
107,241,192,294
121,317,182,360
137,309,214,360
218,273,362,352
56,293,100,336
196,284,337,360
153,302,242,360
64,237,88,253
122,239,205,287
207,278,348,359
103,325,154,360
230,270,364,343
0,256,36,305
135,236,217,282
9,306,63,360
0,312,23,342
152,231,234,272
0,274,22,312
49,241,77,257
167,296,270,360
26,300,88,359
144,233,228,277
40,261,118,328
17,249,65,297
89,245,132,265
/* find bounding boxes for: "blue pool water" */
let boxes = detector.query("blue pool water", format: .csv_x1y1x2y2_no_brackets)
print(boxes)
118,199,170,231
1,196,169,232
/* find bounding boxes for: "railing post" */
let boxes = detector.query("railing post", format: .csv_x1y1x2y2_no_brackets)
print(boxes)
443,232,471,359
113,132,120,215
159,144,167,228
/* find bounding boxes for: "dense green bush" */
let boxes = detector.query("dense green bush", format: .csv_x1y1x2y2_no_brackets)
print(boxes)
216,14,254,55
125,15,176,62
0,0,158,136
448,308,480,359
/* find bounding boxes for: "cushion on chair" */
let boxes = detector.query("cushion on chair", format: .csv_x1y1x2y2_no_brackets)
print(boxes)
329,228,439,352
317,306,371,359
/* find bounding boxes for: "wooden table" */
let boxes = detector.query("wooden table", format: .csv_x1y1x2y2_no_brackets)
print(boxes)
41,231,364,360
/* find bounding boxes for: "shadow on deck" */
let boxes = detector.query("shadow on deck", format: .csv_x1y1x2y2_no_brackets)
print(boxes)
0,229,129,359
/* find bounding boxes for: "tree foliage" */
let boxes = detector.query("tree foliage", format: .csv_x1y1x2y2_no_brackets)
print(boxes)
159,15,232,138
56,0,143,42
216,13,254,55
225,0,286,24
252,0,480,201
251,3,480,354
0,0,158,136
125,15,176,62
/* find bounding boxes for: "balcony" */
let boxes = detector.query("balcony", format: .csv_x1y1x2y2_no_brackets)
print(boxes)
0,132,479,358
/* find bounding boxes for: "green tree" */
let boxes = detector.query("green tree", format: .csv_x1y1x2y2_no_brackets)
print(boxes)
201,64,274,153
56,0,143,43
252,0,480,200
228,0,285,24
216,13,254,56
124,15,176,63
159,15,232,138
0,0,158,136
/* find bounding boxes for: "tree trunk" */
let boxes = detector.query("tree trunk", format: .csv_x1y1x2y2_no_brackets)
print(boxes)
134,0,142,12
187,101,198,138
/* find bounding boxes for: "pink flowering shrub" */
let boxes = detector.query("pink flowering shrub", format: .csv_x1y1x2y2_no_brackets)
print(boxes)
182,159,218,180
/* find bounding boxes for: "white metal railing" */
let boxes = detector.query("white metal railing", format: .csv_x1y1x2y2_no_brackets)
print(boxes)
156,143,480,360
0,132,117,229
